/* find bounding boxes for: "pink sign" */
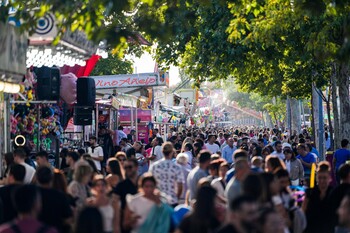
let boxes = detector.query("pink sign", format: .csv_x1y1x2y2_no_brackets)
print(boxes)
91,73,167,89
119,109,152,122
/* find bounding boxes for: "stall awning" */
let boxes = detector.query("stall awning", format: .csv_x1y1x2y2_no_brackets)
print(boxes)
160,105,186,117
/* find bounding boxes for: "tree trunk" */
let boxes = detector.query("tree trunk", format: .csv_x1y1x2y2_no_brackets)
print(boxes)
265,112,274,128
261,111,266,127
331,64,340,149
312,85,320,148
273,112,278,126
286,97,292,132
311,88,316,140
290,98,301,135
337,63,350,143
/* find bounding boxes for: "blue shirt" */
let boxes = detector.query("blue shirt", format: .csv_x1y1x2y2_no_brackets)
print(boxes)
222,145,236,163
297,153,316,176
311,147,319,158
334,148,350,170
263,138,268,146
225,168,235,183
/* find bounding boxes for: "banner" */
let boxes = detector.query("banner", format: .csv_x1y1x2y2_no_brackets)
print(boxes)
91,73,167,89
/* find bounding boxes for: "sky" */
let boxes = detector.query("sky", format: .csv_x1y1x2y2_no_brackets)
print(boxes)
132,52,181,87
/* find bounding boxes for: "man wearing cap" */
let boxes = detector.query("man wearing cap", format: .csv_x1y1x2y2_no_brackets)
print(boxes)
87,136,104,172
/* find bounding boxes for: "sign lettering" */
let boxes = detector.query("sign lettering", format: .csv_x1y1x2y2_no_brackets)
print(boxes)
91,73,164,89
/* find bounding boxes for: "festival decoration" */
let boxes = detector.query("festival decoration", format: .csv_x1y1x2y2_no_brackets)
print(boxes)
310,163,316,188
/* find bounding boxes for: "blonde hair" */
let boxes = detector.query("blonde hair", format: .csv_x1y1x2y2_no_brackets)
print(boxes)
115,151,126,159
181,137,193,152
74,164,93,183
176,153,188,165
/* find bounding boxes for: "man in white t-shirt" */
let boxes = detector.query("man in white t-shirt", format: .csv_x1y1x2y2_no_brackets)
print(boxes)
87,136,104,171
205,134,220,154
13,148,35,184
150,142,184,206
148,137,163,166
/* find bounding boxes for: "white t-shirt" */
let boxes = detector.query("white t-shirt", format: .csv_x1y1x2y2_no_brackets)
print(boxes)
184,151,193,168
205,143,220,154
150,159,185,205
20,162,35,184
127,194,155,233
150,146,163,166
87,145,104,171
211,177,226,198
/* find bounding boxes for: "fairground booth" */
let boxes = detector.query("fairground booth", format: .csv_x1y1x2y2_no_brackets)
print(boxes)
4,13,102,168
90,72,169,144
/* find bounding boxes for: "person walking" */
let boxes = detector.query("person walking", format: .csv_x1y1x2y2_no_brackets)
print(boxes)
333,139,350,183
87,136,104,173
150,142,184,207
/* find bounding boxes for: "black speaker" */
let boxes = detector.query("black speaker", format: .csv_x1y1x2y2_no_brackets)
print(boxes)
35,66,60,101
74,106,93,125
77,78,96,106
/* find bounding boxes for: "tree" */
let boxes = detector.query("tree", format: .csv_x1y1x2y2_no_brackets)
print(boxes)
224,81,285,127
1,0,200,57
89,52,133,76
293,0,350,146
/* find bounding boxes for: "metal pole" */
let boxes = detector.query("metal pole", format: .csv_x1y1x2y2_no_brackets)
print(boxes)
4,93,10,153
131,107,134,129
319,89,325,161
301,100,306,126
95,104,99,138
135,107,138,142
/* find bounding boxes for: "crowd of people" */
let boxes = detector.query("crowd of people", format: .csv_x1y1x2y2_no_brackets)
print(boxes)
0,125,350,233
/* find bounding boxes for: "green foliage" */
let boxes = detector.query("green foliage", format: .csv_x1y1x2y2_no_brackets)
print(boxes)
89,53,133,76
263,97,286,125
1,0,346,100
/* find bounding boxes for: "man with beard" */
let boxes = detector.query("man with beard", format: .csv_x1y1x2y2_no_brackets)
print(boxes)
217,195,258,233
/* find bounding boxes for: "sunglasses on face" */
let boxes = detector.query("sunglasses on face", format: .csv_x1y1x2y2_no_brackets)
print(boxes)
124,165,134,170
118,158,126,161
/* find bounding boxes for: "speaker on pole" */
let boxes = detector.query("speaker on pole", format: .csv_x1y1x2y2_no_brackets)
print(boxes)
77,77,96,107
35,66,61,101
74,106,93,125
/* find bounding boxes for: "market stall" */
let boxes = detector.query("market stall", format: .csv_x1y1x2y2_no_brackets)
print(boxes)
89,72,168,143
